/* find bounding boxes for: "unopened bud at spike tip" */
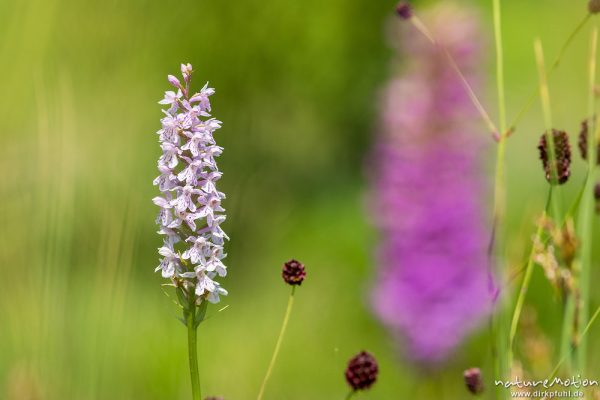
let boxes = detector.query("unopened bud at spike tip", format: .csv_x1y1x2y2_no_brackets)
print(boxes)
589,0,600,14
464,368,484,395
345,351,379,391
167,74,182,89
538,129,572,185
396,1,413,20
181,63,193,83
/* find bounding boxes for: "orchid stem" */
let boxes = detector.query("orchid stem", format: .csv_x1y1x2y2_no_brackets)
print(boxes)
187,296,201,400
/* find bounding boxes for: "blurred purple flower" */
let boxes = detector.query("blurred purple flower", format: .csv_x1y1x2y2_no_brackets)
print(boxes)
370,3,491,364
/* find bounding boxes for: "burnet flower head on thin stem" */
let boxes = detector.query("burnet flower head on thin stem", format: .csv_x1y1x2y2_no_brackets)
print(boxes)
153,63,228,304
345,351,379,392
464,368,484,395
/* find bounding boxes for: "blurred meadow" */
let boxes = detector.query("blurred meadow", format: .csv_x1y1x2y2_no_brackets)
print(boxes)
1,0,600,399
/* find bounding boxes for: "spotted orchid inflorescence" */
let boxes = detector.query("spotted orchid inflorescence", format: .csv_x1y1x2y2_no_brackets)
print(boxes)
153,63,228,304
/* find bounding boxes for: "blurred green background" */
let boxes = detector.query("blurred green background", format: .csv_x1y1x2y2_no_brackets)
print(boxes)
1,0,600,398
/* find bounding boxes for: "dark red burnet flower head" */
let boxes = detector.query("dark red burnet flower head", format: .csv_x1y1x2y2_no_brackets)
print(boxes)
345,351,379,391
282,259,306,286
464,368,484,395
578,119,600,165
538,129,571,185
396,1,413,20
590,0,600,14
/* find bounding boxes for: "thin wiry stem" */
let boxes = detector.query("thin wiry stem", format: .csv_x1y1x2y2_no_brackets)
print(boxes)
534,36,578,378
257,286,296,400
410,16,499,136
344,391,355,400
508,14,592,133
493,0,507,134
491,2,509,398
574,25,599,374
491,0,508,238
410,10,591,138
548,303,600,380
534,39,563,219
508,190,552,368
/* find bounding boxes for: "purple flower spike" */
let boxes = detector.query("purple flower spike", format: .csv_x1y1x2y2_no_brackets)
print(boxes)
370,4,490,365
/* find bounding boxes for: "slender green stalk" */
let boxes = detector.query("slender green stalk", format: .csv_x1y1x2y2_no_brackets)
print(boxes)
491,2,509,399
186,296,202,400
508,14,592,133
257,286,296,400
560,297,576,374
535,37,578,380
344,391,355,400
493,0,507,134
574,25,599,374
508,190,552,367
409,17,499,136
548,304,600,380
491,0,508,233
534,39,563,219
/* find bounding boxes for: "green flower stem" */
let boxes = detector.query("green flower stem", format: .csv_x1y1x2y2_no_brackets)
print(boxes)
491,1,510,399
508,14,591,133
344,391,355,400
534,37,578,380
186,295,202,400
257,286,296,400
574,25,599,375
534,39,563,219
493,0,507,135
409,16,499,136
508,190,552,368
549,304,600,380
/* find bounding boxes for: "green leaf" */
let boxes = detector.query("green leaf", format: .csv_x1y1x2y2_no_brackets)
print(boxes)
194,300,209,329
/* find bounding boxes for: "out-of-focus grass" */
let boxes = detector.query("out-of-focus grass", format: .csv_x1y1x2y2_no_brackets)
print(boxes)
1,0,600,399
